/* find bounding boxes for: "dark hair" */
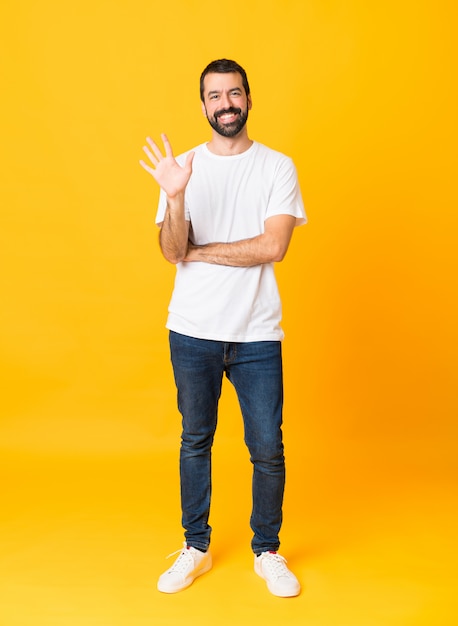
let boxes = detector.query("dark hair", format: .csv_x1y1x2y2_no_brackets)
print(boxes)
199,59,250,102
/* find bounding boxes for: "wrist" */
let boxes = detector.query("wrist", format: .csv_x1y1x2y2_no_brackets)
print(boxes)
184,242,199,261
166,193,186,217
166,190,185,203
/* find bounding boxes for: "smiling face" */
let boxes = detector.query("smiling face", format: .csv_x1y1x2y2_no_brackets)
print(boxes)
201,72,252,138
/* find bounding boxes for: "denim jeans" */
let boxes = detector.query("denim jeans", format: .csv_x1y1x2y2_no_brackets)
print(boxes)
169,330,285,555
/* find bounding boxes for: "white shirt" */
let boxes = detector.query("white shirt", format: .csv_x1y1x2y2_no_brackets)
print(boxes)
156,141,306,342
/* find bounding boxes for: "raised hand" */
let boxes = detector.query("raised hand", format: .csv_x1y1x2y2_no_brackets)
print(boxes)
140,134,194,198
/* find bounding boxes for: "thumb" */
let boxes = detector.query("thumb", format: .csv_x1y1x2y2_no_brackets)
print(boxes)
184,151,195,172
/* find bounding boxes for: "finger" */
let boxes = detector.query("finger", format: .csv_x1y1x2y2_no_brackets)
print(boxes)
161,133,174,158
143,145,158,166
146,137,164,161
139,159,156,177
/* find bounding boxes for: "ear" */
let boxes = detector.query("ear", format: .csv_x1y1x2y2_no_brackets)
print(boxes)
247,95,253,111
201,101,207,117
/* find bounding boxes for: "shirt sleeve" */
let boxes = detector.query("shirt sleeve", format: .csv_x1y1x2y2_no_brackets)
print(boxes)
265,156,307,226
155,188,167,225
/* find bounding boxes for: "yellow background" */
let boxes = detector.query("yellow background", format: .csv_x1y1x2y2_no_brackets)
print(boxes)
1,1,457,624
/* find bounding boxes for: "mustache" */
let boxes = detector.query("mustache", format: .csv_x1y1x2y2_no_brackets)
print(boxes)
215,107,242,119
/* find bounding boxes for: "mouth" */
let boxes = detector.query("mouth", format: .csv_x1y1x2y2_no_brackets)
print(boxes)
215,108,241,124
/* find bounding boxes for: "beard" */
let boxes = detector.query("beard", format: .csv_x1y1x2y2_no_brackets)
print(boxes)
206,106,249,138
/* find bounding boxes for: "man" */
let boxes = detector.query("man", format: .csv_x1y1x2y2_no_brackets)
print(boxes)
140,59,306,597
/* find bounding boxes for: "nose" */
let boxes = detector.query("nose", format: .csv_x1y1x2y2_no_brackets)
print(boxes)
220,93,232,109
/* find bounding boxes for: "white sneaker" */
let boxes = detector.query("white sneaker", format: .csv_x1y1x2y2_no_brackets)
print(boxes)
157,543,212,593
254,551,301,597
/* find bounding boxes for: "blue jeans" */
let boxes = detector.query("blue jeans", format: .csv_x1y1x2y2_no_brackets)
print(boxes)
169,330,285,555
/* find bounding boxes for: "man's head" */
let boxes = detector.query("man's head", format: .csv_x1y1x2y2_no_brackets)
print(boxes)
200,59,252,139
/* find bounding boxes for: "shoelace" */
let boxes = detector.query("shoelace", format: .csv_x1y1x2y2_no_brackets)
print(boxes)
262,553,291,579
165,546,194,574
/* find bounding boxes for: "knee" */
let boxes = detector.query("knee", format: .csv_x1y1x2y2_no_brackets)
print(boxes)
247,436,284,467
181,428,216,454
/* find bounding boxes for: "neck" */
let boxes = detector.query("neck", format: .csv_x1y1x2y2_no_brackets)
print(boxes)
206,129,253,156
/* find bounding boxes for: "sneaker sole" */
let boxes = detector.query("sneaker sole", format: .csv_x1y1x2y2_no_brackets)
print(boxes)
254,561,301,598
157,558,212,594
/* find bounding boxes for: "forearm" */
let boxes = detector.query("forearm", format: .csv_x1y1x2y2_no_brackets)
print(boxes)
184,232,286,267
159,193,189,264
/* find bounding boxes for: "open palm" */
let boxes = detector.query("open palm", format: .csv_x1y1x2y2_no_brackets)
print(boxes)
140,134,194,198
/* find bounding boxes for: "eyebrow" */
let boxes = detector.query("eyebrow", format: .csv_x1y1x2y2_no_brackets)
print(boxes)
207,87,243,97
